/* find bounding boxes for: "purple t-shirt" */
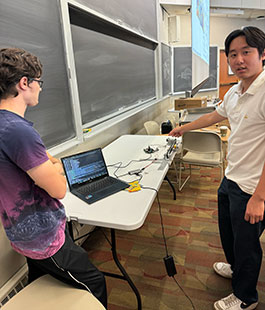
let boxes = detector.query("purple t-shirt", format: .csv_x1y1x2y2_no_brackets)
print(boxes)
0,110,66,259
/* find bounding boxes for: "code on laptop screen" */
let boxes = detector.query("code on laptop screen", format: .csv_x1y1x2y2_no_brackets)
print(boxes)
62,149,108,186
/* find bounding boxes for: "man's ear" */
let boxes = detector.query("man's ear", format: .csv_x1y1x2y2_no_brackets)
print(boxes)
261,48,265,61
18,76,28,90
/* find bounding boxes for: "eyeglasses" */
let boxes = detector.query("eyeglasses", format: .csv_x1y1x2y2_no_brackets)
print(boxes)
28,78,44,88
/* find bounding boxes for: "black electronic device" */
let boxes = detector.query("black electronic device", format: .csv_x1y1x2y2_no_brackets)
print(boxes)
164,255,177,277
61,148,129,204
161,120,173,134
144,146,157,154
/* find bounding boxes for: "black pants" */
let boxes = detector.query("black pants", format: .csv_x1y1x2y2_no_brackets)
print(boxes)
218,177,265,305
26,228,107,309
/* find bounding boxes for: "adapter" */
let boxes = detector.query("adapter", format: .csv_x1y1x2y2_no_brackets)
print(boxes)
164,255,177,277
128,169,142,175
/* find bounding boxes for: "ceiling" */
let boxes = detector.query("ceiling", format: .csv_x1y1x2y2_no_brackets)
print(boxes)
161,4,265,20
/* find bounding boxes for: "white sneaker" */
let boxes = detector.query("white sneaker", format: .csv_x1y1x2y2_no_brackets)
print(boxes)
214,293,258,310
213,262,233,279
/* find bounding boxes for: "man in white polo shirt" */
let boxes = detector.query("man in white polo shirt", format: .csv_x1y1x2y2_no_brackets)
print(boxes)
169,26,265,310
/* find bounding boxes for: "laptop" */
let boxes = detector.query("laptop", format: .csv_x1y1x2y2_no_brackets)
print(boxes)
61,148,129,204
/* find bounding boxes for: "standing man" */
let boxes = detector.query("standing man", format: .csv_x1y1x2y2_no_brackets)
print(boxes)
170,26,265,310
0,48,107,308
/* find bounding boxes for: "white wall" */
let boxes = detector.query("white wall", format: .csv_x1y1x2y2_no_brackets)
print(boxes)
210,17,265,48
168,14,265,48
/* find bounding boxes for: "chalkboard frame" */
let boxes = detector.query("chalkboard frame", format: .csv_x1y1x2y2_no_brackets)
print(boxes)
161,42,172,97
60,0,158,129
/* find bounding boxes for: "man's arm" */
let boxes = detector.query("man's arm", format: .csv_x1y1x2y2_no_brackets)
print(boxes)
27,153,67,200
244,161,265,224
169,110,227,137
46,151,64,175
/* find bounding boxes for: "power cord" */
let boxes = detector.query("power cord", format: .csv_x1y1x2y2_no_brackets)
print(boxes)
141,186,196,310
107,156,152,178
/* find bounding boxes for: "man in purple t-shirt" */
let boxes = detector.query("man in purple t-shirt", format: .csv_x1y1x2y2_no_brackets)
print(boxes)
0,48,107,308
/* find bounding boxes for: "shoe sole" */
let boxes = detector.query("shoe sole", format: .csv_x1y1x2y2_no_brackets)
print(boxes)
214,301,258,310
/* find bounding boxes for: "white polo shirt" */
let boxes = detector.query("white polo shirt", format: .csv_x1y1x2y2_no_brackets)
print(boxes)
216,70,265,195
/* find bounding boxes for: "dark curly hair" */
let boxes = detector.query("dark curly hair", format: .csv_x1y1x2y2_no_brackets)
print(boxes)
225,26,265,66
0,47,42,100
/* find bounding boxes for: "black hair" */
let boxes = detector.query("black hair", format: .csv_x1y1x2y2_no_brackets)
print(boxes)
225,26,265,66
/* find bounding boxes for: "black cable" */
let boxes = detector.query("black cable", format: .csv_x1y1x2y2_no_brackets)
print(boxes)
141,185,196,310
107,156,152,178
141,186,169,256
172,276,196,310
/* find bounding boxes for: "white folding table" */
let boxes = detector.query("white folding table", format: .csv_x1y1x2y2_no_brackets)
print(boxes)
61,134,179,309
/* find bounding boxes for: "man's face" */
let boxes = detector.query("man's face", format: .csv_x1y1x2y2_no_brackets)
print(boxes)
27,78,42,107
227,35,265,83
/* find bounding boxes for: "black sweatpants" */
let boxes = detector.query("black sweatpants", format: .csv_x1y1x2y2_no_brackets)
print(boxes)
26,228,107,309
218,177,265,305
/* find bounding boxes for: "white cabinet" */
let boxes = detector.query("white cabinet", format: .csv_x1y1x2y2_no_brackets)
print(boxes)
260,0,265,10
242,0,261,9
159,0,191,4
220,0,242,8
211,0,265,9
210,0,222,6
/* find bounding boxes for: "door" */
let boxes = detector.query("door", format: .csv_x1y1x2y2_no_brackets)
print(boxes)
219,49,238,100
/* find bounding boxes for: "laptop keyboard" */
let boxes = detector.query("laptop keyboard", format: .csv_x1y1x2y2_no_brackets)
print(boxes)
77,177,118,195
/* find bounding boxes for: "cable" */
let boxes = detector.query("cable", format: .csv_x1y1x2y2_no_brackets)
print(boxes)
141,186,169,256
172,276,196,310
141,185,196,310
107,156,152,178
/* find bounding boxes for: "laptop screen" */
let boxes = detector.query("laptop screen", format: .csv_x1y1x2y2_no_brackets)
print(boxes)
62,148,108,186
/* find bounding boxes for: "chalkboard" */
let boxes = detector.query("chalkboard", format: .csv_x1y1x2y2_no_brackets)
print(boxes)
173,47,192,93
0,0,75,148
161,43,172,97
173,46,218,93
75,0,157,40
70,5,156,125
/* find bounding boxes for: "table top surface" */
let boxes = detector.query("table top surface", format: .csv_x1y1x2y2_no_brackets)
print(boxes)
198,125,230,142
61,135,180,231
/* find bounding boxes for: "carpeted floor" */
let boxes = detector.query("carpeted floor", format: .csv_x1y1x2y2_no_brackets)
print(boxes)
82,166,265,310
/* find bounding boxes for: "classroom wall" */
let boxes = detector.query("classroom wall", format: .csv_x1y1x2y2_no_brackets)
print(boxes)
57,8,265,158
170,14,265,48
210,16,265,48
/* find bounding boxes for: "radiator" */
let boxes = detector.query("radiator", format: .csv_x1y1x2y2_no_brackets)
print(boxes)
0,265,28,308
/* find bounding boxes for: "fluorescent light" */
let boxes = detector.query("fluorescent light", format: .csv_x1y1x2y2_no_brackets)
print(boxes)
210,8,244,15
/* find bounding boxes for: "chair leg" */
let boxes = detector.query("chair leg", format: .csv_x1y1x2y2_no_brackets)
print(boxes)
178,163,191,191
221,164,224,180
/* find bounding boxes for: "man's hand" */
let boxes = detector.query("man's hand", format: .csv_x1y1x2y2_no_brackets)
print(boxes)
46,151,64,175
244,195,265,224
168,126,185,137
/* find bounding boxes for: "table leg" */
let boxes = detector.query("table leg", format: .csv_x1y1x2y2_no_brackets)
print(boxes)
68,222,142,309
103,229,142,310
164,175,176,200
